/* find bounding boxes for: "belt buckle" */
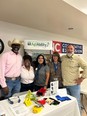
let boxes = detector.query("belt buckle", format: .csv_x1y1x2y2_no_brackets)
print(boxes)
12,77,16,80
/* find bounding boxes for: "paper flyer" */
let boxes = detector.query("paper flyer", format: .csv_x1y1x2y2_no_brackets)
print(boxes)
0,105,6,116
9,103,30,116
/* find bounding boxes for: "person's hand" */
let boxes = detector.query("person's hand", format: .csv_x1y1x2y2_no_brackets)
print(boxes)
44,85,48,90
2,86,9,95
44,86,47,90
74,77,84,85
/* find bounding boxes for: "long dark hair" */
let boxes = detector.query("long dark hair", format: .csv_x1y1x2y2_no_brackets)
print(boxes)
35,54,46,67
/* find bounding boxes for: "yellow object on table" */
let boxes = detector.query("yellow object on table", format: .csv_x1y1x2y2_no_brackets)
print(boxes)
25,90,36,101
32,105,43,113
24,98,32,106
24,90,36,106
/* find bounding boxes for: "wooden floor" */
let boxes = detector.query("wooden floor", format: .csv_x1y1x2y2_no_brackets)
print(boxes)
82,94,87,116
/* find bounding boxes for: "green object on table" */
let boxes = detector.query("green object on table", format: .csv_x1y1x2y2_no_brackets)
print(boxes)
25,90,36,101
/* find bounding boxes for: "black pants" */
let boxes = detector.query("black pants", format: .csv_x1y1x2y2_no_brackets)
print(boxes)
20,82,34,92
34,85,44,91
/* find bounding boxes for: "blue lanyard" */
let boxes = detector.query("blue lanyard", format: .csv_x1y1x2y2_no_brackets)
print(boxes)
53,63,58,73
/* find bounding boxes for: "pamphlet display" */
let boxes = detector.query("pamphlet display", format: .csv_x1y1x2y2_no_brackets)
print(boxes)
50,80,58,96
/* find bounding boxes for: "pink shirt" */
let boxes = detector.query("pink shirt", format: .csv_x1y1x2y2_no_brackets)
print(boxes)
0,51,22,88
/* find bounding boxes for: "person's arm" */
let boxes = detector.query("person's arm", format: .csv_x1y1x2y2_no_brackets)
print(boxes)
44,65,50,89
44,71,50,88
75,57,87,84
0,54,9,95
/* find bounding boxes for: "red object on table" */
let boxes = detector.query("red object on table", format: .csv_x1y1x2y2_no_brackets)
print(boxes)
38,99,46,105
36,88,46,96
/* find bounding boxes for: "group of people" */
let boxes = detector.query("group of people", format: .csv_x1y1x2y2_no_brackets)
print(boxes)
0,38,87,114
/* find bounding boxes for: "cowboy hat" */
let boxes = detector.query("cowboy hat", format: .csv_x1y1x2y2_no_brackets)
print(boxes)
8,38,24,47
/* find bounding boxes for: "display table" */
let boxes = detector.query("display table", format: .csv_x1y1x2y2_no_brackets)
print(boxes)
0,89,80,116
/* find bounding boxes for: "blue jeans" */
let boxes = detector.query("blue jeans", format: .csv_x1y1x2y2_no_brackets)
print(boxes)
3,78,21,98
65,85,81,112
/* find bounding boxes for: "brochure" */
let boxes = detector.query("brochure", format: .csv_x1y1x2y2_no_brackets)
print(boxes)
9,102,30,116
0,105,6,116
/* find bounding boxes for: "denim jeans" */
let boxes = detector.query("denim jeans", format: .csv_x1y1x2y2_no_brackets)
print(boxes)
3,78,21,98
65,85,81,113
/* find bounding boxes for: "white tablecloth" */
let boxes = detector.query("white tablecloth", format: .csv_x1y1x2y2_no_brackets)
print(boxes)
0,90,80,116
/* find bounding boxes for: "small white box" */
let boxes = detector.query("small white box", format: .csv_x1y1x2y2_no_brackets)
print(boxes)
50,80,59,96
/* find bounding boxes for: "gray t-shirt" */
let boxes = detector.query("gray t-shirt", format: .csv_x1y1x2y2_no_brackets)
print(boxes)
34,65,49,86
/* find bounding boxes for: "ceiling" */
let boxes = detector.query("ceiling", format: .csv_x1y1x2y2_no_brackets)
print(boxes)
63,0,87,15
0,0,87,40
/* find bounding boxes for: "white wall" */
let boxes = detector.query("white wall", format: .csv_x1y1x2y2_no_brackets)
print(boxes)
0,21,87,61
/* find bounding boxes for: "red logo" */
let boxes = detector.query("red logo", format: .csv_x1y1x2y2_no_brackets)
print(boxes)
52,41,62,53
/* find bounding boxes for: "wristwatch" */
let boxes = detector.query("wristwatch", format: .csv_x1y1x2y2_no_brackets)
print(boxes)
0,39,4,54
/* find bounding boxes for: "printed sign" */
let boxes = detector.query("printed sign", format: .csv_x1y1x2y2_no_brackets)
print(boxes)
52,41,62,53
52,41,83,54
24,40,52,50
62,42,83,54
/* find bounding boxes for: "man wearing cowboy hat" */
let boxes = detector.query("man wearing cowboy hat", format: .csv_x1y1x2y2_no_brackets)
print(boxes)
0,38,23,98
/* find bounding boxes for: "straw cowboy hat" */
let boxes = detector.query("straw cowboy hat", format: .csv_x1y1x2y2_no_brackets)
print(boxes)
8,39,24,47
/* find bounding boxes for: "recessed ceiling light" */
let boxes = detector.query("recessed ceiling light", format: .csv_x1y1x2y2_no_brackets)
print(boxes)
68,27,74,30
